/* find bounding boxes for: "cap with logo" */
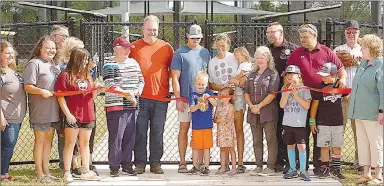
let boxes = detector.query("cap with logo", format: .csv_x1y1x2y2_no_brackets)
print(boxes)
281,65,301,76
316,62,338,77
188,24,203,39
113,36,135,48
298,24,318,34
345,20,359,30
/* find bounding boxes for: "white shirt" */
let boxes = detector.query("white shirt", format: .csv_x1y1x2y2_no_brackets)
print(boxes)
333,43,362,88
208,52,238,86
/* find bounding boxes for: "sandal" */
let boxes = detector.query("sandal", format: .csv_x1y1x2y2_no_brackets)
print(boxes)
368,178,383,185
236,165,246,173
178,164,188,173
357,176,372,184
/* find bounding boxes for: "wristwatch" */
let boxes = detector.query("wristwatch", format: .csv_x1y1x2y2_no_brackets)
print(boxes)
379,109,383,113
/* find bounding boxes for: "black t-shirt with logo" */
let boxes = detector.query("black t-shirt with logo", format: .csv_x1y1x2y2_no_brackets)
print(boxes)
311,80,348,126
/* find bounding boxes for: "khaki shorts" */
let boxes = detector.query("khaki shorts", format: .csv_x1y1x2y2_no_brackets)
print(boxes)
317,125,344,147
178,108,191,123
30,121,60,131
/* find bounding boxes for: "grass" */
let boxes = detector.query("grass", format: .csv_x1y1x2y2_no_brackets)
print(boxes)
339,166,363,186
1,168,65,186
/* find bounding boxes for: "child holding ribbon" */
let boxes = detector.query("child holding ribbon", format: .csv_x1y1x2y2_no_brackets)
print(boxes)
54,48,101,182
188,71,217,176
279,65,311,181
214,87,237,176
310,62,348,180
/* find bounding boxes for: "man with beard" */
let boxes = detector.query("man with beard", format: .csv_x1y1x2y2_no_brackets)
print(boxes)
171,24,210,173
266,22,298,173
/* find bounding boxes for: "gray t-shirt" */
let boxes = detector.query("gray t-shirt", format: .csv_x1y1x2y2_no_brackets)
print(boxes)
24,58,60,123
1,68,27,123
282,87,311,127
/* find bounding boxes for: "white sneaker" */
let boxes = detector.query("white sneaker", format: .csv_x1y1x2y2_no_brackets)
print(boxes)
45,174,60,181
38,175,51,183
80,170,102,181
63,172,74,183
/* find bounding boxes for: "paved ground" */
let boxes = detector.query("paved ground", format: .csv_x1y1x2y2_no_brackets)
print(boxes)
68,165,341,186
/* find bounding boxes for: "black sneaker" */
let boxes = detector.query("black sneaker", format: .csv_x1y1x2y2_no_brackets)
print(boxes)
332,169,345,179
71,167,83,178
122,167,138,176
110,169,120,177
275,164,285,172
188,166,200,175
90,165,99,176
318,167,330,179
200,167,210,176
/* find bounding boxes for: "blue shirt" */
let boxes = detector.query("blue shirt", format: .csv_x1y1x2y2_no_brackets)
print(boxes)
171,45,210,101
189,90,214,130
348,56,383,121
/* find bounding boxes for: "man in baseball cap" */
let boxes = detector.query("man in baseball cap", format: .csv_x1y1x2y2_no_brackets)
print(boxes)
187,24,203,39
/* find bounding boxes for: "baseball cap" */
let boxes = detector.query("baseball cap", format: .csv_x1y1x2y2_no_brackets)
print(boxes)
298,24,318,34
187,24,203,39
345,20,359,30
113,36,135,48
281,65,301,76
316,62,338,77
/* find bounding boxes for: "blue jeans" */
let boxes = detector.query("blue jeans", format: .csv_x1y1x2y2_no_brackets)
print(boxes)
134,98,168,167
1,123,21,175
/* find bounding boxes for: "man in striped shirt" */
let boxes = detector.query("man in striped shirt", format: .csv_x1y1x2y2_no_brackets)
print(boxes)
102,36,145,177
333,20,362,169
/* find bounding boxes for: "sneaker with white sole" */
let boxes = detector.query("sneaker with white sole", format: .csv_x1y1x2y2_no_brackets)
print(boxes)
259,167,275,176
80,170,102,181
249,167,263,176
45,174,60,181
63,172,74,183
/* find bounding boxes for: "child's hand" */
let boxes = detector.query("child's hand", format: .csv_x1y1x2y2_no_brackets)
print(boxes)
310,125,318,134
292,86,299,96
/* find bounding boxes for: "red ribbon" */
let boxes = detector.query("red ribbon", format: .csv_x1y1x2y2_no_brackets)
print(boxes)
204,86,351,102
52,85,350,105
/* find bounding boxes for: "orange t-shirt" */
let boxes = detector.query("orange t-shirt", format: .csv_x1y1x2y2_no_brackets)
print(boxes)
129,39,174,101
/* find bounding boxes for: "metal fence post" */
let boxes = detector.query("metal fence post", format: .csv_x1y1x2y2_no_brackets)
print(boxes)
79,19,84,42
68,17,76,37
325,17,332,48
317,19,322,44
204,19,208,49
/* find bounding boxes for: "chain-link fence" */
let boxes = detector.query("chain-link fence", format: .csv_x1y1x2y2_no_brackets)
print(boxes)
2,18,382,170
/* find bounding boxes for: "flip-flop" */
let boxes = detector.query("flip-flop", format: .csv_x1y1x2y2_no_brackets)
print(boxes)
178,164,188,173
368,178,383,185
357,176,372,184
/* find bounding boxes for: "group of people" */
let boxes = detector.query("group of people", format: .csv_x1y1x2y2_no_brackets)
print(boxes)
1,15,382,185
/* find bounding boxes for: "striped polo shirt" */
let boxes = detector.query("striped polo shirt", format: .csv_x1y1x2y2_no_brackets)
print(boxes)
102,57,144,111
333,43,362,88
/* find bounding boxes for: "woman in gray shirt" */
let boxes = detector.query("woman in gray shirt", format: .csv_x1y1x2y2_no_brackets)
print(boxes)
1,41,27,182
24,36,61,181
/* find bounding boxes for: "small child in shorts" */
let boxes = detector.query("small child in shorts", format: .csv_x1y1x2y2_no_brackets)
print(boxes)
188,71,217,176
310,62,348,179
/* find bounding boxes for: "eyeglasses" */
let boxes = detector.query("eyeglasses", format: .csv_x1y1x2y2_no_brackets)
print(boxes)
190,38,202,40
266,30,281,35
55,34,69,39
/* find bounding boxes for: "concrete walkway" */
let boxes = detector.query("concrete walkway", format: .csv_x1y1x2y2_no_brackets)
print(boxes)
68,165,341,186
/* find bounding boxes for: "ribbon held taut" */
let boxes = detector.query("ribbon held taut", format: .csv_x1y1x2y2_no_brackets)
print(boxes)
204,86,351,102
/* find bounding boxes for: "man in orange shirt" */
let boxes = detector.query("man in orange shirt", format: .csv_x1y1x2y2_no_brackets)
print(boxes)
130,15,174,174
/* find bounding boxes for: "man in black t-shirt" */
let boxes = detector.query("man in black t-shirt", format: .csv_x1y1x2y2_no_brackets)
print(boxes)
309,63,348,180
